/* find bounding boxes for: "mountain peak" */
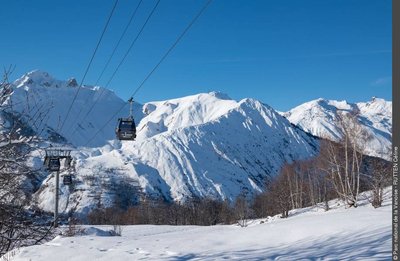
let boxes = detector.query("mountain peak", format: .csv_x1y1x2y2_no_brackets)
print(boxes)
208,91,231,100
369,96,388,104
357,97,391,116
13,70,81,89
25,69,53,82
285,97,392,160
14,70,58,88
67,77,78,87
26,69,52,79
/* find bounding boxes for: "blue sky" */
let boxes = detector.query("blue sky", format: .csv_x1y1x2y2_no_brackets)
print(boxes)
1,0,392,111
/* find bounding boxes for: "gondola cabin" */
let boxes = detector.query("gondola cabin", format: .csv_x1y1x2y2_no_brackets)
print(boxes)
63,175,73,185
47,158,60,172
116,117,136,141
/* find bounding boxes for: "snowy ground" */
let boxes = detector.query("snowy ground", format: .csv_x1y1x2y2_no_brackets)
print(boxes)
7,188,392,261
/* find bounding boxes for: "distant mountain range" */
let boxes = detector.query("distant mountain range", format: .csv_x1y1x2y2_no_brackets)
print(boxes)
284,97,391,160
0,70,392,215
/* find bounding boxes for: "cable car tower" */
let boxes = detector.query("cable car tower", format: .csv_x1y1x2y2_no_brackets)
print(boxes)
115,97,136,141
43,146,73,227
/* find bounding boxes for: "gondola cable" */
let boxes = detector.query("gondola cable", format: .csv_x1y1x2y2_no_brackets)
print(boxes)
44,0,119,175
69,0,160,137
95,0,144,86
58,0,119,135
115,97,136,140
83,0,213,146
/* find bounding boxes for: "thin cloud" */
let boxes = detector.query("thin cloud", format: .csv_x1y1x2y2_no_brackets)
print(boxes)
371,76,392,86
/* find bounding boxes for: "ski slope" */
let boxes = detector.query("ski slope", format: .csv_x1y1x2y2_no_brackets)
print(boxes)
7,188,392,261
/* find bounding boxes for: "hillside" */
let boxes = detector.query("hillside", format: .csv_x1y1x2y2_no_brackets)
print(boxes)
0,71,392,215
33,94,319,214
7,187,392,261
284,98,392,160
3,70,142,147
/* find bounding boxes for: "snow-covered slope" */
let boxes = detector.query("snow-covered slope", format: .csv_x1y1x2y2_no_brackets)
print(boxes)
87,97,317,200
2,70,143,147
284,98,392,160
2,71,320,214
33,94,318,214
8,188,392,261
137,92,237,140
2,71,392,215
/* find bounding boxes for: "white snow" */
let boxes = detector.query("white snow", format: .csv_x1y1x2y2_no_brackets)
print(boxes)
5,70,142,147
1,71,392,216
7,188,392,261
284,98,392,160
38,94,318,214
137,91,238,140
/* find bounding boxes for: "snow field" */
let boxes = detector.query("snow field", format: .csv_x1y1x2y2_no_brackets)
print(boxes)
8,188,392,261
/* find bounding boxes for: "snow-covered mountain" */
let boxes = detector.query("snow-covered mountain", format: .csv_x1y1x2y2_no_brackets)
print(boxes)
3,70,143,147
284,98,392,160
1,71,320,214
0,70,392,215
33,93,319,214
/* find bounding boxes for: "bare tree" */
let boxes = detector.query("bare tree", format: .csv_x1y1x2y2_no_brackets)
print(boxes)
234,192,251,227
0,68,54,257
364,157,391,208
317,110,369,208
265,167,293,218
